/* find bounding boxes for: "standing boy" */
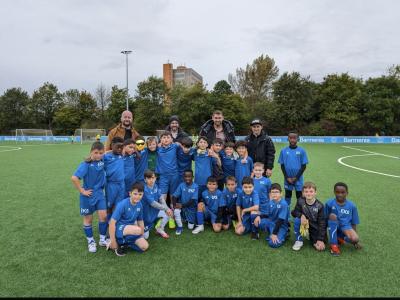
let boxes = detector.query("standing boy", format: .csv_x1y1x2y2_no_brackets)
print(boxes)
176,137,195,183
235,141,254,187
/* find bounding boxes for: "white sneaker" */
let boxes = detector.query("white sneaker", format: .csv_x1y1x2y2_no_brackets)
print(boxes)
143,231,150,240
188,223,195,230
98,238,110,247
192,225,204,234
88,241,97,253
292,241,304,251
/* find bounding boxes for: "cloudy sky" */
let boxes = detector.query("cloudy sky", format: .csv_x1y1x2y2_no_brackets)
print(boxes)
1,0,399,95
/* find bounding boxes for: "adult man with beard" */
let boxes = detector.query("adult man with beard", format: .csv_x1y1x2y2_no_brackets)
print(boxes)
105,110,140,151
199,110,236,145
164,115,189,143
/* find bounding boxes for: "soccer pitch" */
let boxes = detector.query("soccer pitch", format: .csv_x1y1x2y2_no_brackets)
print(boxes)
0,143,399,297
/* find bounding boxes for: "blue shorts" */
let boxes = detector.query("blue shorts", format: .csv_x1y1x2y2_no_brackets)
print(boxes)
259,219,288,248
159,174,180,195
204,207,218,224
116,223,141,245
241,213,252,234
338,223,353,231
106,181,125,208
79,191,106,216
284,177,304,191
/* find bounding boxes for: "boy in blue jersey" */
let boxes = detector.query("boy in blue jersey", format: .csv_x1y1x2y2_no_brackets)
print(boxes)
71,142,108,253
123,139,136,197
252,162,272,239
220,142,237,182
176,137,195,183
142,170,173,239
211,138,225,191
192,177,225,234
107,183,149,256
326,182,362,256
134,136,147,184
104,137,125,220
278,131,309,208
235,177,260,239
171,170,199,235
193,136,222,199
235,141,254,187
222,176,241,230
255,183,289,248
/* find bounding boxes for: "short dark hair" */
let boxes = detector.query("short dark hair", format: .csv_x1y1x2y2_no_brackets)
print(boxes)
160,131,172,139
146,136,157,145
212,110,223,116
288,131,298,137
235,140,247,150
206,176,217,184
334,182,348,192
181,137,193,148
144,169,155,179
111,136,124,145
226,176,237,183
270,183,282,192
196,136,208,147
184,169,193,175
212,138,224,145
90,141,104,152
131,182,144,193
241,176,253,186
224,142,235,149
123,138,135,146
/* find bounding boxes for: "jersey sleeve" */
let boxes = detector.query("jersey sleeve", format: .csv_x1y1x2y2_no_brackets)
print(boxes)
278,149,284,165
172,184,182,198
111,202,123,222
253,191,260,206
301,148,309,165
137,205,143,221
324,200,332,220
73,162,88,179
236,193,242,207
351,204,360,225
192,186,199,201
278,202,288,220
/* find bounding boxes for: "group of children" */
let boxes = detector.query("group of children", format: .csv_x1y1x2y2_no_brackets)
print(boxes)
71,131,362,257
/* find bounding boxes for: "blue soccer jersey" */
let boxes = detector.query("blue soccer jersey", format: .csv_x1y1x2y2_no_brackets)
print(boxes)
134,149,148,182
202,189,224,214
177,147,195,177
325,198,360,227
253,176,272,214
236,190,260,209
235,156,254,186
278,146,309,178
123,154,136,193
74,160,105,193
104,152,124,182
156,143,179,175
111,198,143,226
173,182,199,207
141,183,162,226
220,151,236,179
268,198,289,223
193,150,216,186
222,187,241,209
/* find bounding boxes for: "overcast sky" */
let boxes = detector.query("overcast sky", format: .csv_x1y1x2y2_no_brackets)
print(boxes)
1,0,399,95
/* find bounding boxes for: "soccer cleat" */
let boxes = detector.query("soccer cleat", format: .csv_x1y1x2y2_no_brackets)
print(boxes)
292,241,304,251
155,218,162,230
115,245,127,257
88,241,97,253
169,218,176,229
192,225,204,234
156,228,170,239
98,238,110,247
330,244,341,256
353,241,362,250
175,227,183,235
338,237,346,245
188,223,195,230
251,232,259,240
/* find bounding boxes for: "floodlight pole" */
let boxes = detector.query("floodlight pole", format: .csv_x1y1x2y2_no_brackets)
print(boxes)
121,50,132,110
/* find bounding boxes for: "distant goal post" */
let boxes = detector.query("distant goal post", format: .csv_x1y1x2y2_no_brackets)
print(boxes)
74,128,106,144
15,129,54,143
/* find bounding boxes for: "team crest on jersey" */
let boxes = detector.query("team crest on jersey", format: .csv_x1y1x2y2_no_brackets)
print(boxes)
340,208,350,214
312,207,318,212
188,189,195,193
296,151,301,155
137,208,141,212
97,161,104,167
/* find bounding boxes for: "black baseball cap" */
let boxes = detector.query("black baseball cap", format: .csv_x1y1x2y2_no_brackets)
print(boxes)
250,119,263,126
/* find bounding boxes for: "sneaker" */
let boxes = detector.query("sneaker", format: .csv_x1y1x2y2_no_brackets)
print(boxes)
98,238,110,247
251,232,259,240
176,227,183,235
169,218,176,229
188,223,195,230
156,228,170,239
88,241,97,253
353,241,362,250
115,245,127,257
338,237,346,245
330,244,341,256
192,225,204,234
292,241,304,251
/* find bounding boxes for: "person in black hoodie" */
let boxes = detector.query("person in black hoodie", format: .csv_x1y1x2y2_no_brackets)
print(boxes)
244,119,275,177
199,110,236,145
165,115,189,143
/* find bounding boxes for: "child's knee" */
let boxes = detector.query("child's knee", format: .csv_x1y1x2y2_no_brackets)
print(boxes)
329,213,337,221
197,202,205,211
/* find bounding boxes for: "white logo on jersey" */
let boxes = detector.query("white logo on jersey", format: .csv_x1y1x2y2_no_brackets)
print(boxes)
312,207,318,212
211,195,218,200
188,189,195,193
137,208,141,212
128,208,131,211
98,162,104,167
296,151,301,155
340,208,350,214
277,204,281,208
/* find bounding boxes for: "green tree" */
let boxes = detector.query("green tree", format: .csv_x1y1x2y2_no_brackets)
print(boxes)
212,80,233,96
106,85,134,125
31,82,62,129
77,91,97,122
53,106,81,135
0,88,30,133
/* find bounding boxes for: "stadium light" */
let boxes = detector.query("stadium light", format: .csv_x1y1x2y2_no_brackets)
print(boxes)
121,50,133,110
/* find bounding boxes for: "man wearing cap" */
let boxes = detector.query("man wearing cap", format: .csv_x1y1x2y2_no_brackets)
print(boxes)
245,119,276,177
199,110,236,144
164,115,189,143
105,110,140,151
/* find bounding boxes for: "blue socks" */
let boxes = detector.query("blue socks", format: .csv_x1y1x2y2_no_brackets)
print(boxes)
251,214,258,233
328,220,338,245
129,243,144,253
83,225,94,242
197,212,204,226
98,222,108,236
293,217,303,241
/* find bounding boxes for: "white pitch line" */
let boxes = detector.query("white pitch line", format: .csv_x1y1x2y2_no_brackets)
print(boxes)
338,146,400,178
0,146,22,153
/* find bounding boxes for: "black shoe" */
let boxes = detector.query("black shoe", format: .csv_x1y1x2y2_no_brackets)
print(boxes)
115,245,127,257
251,232,259,240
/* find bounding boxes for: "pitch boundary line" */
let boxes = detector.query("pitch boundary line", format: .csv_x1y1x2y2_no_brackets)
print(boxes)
338,146,400,178
0,146,22,153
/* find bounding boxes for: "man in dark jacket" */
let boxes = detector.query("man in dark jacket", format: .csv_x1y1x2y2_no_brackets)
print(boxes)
199,110,236,144
165,115,189,143
245,119,275,177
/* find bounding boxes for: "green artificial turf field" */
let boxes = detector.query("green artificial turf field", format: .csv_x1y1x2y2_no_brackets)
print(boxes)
0,142,399,297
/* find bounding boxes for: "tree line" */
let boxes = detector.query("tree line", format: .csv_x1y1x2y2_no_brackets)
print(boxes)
1,55,399,136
